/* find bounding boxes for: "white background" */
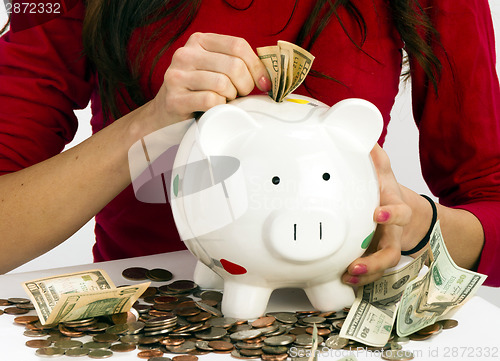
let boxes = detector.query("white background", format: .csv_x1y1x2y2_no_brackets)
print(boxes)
1,2,499,274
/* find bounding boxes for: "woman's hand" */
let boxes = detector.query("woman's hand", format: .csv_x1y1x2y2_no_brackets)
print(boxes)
149,32,271,129
342,144,413,286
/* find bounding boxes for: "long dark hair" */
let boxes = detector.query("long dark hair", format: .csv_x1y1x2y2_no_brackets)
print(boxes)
2,0,442,120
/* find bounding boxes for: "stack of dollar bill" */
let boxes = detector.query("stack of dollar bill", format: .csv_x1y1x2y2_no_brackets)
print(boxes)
340,221,487,347
22,270,149,325
257,41,315,102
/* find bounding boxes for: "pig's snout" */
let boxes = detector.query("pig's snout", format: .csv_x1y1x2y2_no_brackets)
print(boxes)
265,209,346,263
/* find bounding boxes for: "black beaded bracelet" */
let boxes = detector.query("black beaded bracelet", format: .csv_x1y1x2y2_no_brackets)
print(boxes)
401,194,437,256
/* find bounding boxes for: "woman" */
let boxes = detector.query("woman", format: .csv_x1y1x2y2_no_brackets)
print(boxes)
0,0,498,288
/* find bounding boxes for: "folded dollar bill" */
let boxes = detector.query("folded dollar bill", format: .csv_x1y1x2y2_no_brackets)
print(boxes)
340,221,487,346
257,41,314,102
23,269,149,325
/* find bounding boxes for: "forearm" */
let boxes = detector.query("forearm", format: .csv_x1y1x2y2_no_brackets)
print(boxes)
400,186,484,270
0,102,157,273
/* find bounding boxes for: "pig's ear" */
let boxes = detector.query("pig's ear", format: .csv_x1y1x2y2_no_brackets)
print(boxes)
322,98,383,153
197,104,260,154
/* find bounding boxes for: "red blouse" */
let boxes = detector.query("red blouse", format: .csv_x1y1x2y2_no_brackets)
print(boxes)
1,0,499,285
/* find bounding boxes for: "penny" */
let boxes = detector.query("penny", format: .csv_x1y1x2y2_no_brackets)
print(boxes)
141,287,158,299
408,333,432,341
65,347,90,357
176,307,201,317
187,311,212,323
167,280,197,293
88,349,113,359
235,341,265,350
251,316,275,328
16,303,36,310
417,322,442,335
122,267,149,280
0,299,12,306
261,353,288,361
306,326,330,336
439,319,459,330
0,309,3,316
110,343,136,352
208,340,234,351
4,306,29,315
161,337,186,346
146,268,173,282
197,299,219,307
381,349,415,360
25,339,52,348
14,315,39,324
138,349,165,358
172,355,199,361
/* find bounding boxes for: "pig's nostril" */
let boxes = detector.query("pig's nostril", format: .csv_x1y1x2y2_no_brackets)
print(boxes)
294,224,297,241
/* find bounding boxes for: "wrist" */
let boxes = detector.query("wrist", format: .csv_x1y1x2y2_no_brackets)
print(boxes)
400,186,436,255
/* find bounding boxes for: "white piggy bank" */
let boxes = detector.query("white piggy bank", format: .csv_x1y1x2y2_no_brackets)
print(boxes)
170,94,382,319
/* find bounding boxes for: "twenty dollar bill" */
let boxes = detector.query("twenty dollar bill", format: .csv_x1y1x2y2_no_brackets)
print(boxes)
23,269,149,325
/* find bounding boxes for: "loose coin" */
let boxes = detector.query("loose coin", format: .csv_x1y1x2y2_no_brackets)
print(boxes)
88,349,113,359
195,300,222,317
262,346,288,355
24,329,48,337
261,353,288,361
8,297,30,304
195,326,227,340
35,347,65,357
25,339,52,348
93,333,119,343
325,335,349,349
84,341,111,350
172,355,199,361
122,267,149,280
381,349,414,360
208,340,234,351
251,316,275,328
148,358,173,361
4,306,29,315
272,312,297,324
54,339,84,349
439,319,459,330
65,348,90,357
14,315,39,324
109,343,136,352
199,290,223,303
263,335,294,346
417,322,442,335
230,329,262,341
0,299,11,306
301,316,326,325
231,349,260,359
240,348,263,357
146,268,173,282
138,349,164,358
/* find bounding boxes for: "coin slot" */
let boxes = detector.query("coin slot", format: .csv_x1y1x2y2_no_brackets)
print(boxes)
294,223,297,241
320,222,322,240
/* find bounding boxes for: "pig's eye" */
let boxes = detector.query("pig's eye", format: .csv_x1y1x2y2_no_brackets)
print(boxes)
322,173,331,181
272,176,280,185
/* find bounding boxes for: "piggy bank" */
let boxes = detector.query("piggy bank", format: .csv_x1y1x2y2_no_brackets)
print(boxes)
170,94,382,319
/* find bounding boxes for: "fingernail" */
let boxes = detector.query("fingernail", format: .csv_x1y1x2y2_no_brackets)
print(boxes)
351,264,368,276
346,276,359,285
258,76,272,92
376,210,390,223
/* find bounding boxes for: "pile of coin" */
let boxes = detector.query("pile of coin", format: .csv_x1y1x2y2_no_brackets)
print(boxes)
0,268,459,361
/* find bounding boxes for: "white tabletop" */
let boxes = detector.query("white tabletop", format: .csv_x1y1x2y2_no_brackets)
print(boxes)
1,250,499,360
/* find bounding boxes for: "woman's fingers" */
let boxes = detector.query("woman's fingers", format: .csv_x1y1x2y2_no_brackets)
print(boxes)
187,32,270,92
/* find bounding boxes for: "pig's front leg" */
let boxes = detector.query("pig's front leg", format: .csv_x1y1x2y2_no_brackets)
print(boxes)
221,281,273,320
304,279,355,312
193,261,224,289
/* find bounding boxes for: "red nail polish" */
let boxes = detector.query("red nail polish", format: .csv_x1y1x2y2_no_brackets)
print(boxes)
376,210,390,223
347,276,359,285
258,76,272,92
352,264,367,275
